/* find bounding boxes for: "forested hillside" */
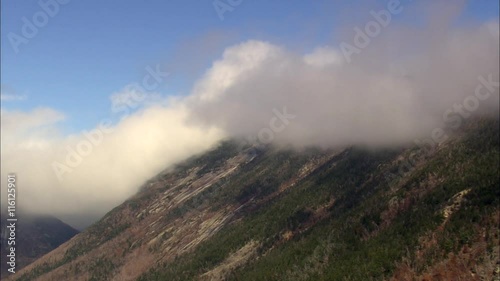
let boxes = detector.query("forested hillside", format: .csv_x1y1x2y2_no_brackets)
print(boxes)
12,118,499,281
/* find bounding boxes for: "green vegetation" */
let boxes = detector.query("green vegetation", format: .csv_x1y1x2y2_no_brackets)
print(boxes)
139,119,499,280
88,257,117,281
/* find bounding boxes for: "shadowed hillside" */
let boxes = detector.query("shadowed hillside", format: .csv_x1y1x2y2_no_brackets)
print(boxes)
0,214,78,279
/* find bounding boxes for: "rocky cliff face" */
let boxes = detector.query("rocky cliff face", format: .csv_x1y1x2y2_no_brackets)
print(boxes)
10,118,499,281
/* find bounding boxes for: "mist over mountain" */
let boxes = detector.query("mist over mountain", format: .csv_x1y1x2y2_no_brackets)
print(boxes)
9,118,499,281
1,1,498,279
0,1,498,230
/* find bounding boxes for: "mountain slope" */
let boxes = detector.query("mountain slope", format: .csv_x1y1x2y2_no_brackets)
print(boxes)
11,118,499,281
0,215,79,279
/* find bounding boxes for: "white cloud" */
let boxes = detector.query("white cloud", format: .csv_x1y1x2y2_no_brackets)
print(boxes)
189,40,283,102
188,20,499,148
0,94,27,101
485,20,499,39
303,47,344,68
110,84,164,115
1,107,65,146
1,102,224,228
1,107,64,129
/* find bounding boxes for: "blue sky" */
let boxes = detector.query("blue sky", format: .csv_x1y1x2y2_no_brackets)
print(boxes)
1,0,499,132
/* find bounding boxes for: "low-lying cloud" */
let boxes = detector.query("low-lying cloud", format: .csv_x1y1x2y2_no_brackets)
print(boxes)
1,104,224,228
188,24,499,148
1,1,498,228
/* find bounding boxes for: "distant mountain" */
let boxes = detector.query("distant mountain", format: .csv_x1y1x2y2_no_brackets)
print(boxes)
10,118,499,281
0,214,78,279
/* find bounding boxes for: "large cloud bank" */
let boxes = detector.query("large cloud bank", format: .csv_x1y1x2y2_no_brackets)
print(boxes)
1,2,498,228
